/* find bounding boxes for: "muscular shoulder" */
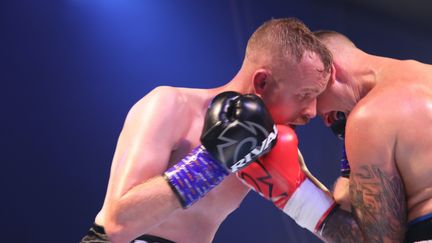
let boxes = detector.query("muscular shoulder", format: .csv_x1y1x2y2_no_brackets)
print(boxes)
357,82,432,129
347,91,396,135
349,83,420,127
131,86,187,117
125,86,189,126
345,93,398,169
119,86,192,148
346,84,431,167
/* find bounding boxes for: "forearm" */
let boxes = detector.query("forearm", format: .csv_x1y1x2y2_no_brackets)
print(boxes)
332,177,350,212
105,176,181,243
105,144,229,242
322,164,407,243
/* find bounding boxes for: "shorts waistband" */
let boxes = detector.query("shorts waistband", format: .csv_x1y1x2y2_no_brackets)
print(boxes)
91,224,176,243
408,213,432,227
405,213,432,242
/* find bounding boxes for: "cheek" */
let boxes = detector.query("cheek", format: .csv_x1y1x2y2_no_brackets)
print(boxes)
280,96,299,111
316,100,327,114
317,94,332,112
264,92,300,121
265,101,287,122
275,98,300,118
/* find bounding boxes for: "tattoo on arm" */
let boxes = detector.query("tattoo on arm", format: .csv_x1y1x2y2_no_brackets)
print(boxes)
322,165,406,242
351,165,406,242
321,207,363,243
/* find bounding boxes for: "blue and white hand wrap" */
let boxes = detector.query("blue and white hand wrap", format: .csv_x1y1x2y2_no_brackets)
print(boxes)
164,145,229,208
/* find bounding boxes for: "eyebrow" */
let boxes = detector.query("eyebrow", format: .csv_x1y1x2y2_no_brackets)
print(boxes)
300,88,321,94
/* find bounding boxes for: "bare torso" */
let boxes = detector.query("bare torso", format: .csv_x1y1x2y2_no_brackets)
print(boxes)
356,60,432,221
94,87,249,243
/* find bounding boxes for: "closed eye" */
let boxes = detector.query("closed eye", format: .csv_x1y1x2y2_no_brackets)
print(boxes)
298,93,306,99
298,93,313,101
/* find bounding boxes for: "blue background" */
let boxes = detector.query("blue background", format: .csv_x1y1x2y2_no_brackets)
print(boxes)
2,0,432,242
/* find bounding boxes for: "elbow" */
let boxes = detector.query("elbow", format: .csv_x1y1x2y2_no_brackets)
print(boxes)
104,220,129,243
104,206,134,243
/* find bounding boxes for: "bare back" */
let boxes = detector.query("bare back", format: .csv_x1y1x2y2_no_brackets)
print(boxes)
349,60,432,222
95,86,249,243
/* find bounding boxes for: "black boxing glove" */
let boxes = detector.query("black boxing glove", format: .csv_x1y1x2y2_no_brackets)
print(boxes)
201,91,277,172
164,91,277,208
330,111,346,140
330,112,350,178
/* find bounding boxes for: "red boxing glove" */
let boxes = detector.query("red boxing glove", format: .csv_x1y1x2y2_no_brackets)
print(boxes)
237,125,336,234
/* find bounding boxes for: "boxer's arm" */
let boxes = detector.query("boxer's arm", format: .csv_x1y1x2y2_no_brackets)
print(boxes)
104,87,187,242
332,177,350,212
332,143,351,212
240,122,405,242
321,112,406,242
105,89,277,242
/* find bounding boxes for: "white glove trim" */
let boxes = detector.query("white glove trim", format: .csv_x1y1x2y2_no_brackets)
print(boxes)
282,178,336,233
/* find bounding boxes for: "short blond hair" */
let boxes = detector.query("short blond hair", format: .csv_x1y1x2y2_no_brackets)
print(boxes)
314,30,356,47
246,18,332,74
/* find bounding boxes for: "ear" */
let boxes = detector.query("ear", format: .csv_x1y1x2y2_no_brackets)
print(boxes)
252,69,269,96
324,63,337,88
330,63,337,83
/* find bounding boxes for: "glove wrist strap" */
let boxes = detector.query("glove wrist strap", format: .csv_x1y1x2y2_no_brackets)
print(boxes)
164,145,229,208
282,178,336,233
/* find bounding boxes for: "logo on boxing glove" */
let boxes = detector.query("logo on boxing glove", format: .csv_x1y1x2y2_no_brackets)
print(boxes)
237,159,289,208
217,122,278,172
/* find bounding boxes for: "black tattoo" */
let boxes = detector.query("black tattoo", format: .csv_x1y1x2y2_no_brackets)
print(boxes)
322,165,406,242
321,207,363,243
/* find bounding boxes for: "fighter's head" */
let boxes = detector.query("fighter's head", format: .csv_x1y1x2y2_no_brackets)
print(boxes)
313,30,363,129
242,18,332,126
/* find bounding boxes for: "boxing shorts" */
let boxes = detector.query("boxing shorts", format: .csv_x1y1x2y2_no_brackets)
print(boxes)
80,224,176,243
405,213,432,242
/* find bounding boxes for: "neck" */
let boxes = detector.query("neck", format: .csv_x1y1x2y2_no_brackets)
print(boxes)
214,66,254,94
339,51,390,103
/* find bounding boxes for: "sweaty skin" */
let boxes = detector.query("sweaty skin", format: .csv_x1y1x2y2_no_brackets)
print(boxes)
353,60,432,222
95,87,249,243
85,18,333,243
316,32,432,242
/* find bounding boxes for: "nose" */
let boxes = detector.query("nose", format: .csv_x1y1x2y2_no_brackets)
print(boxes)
302,99,317,119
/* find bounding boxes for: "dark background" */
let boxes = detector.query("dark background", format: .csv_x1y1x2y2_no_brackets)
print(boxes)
2,0,432,242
